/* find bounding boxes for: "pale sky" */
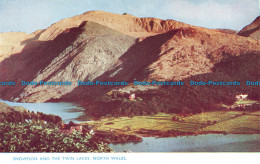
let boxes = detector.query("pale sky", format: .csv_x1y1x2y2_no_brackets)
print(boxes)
0,0,259,33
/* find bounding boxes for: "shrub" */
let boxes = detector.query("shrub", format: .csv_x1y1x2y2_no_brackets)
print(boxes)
0,121,112,152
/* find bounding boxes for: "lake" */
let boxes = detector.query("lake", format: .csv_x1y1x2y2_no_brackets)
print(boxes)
0,99,88,123
110,134,260,152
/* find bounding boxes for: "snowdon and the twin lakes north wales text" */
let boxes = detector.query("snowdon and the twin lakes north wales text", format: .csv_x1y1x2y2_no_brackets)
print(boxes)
1,80,260,86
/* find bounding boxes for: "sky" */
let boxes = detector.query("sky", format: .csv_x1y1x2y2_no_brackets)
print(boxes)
0,0,259,33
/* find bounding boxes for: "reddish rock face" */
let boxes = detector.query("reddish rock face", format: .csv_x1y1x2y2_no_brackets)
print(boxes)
0,11,259,103
238,16,260,40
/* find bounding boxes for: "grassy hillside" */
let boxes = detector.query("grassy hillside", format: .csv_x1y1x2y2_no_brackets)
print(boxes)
86,110,260,137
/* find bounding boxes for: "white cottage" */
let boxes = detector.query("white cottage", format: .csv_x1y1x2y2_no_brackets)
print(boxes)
236,94,248,100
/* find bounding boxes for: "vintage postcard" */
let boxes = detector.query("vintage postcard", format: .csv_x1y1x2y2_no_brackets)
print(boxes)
0,0,259,163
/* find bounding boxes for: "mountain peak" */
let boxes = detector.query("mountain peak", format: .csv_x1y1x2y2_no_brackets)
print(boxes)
36,10,192,40
238,16,260,40
79,21,126,36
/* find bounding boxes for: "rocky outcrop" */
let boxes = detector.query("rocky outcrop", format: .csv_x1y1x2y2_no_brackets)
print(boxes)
145,27,259,81
238,16,260,40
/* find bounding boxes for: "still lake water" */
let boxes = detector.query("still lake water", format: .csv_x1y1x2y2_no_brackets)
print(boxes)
1,99,259,152
0,99,87,123
110,134,260,152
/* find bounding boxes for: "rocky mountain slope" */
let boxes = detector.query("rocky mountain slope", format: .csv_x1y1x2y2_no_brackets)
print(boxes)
37,11,193,40
0,21,136,102
214,29,237,34
0,11,259,103
238,16,260,40
0,30,44,62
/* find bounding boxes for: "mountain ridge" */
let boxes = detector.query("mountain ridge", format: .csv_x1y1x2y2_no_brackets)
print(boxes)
238,16,260,40
0,11,259,103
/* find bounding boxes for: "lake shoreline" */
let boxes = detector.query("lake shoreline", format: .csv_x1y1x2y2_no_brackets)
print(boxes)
84,111,260,142
88,128,260,145
109,134,260,152
1,99,259,144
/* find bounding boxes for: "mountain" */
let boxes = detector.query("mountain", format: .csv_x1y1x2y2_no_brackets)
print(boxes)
0,30,44,62
0,21,136,102
0,10,189,62
238,16,260,40
37,10,192,40
0,11,259,104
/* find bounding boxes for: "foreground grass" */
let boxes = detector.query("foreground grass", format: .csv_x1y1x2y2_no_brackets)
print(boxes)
85,110,260,137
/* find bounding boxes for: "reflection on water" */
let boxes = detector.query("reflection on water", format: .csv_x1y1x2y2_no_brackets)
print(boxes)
110,134,260,152
0,99,88,123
